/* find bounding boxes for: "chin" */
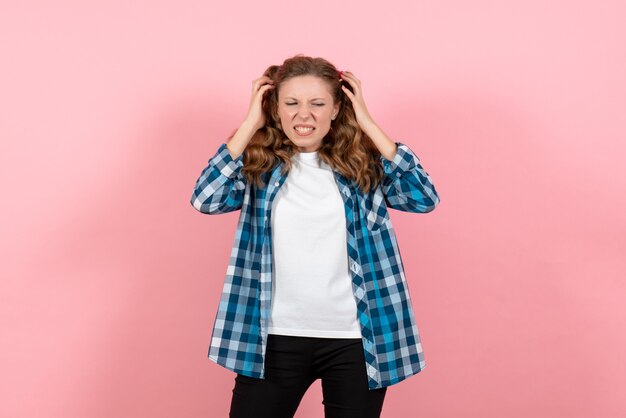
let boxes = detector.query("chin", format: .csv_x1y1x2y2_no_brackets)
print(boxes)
290,136,321,148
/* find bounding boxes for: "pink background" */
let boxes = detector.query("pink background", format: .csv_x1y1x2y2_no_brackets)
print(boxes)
2,1,625,417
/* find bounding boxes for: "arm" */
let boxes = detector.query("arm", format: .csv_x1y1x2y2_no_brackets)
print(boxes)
190,72,275,214
379,141,440,213
337,71,440,212
190,142,247,215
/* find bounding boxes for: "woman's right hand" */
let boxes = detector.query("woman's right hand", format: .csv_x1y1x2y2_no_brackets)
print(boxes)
243,75,275,132
225,75,275,159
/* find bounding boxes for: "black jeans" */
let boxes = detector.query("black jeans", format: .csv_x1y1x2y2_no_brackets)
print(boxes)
229,334,388,418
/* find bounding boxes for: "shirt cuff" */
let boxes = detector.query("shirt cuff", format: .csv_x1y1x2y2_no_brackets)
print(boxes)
380,142,421,178
210,143,244,178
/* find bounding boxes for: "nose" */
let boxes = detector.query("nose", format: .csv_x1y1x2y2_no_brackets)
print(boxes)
295,104,313,118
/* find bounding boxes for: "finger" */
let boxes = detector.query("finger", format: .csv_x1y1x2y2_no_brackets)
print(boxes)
257,83,275,94
343,71,361,85
256,84,275,99
253,79,274,93
251,84,273,103
341,84,354,100
253,76,274,87
341,74,360,89
254,77,274,86
341,77,361,96
340,73,355,86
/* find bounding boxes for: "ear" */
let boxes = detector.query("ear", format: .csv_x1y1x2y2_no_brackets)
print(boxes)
332,102,340,119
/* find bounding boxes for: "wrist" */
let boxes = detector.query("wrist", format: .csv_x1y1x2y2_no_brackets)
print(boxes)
239,119,258,136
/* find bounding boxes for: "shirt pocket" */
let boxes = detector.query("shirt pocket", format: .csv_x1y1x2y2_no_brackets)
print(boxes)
361,198,391,233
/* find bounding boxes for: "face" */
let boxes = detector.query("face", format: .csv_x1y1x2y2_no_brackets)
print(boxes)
277,75,340,152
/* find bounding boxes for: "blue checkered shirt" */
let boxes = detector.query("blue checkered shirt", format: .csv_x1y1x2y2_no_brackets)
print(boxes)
190,141,440,390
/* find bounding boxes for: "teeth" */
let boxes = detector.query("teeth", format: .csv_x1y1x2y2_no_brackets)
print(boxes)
295,127,314,132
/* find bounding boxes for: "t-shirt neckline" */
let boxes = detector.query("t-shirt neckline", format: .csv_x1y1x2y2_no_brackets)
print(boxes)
296,151,318,160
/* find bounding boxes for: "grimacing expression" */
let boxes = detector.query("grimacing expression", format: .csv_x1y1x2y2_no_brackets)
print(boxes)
277,75,340,152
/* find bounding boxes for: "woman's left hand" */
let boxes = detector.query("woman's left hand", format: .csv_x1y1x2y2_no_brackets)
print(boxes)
340,70,398,160
340,71,377,132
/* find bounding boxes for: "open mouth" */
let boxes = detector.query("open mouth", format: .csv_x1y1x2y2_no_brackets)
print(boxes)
294,126,315,136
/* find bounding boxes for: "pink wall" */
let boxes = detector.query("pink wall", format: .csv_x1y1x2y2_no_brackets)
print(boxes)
1,1,624,417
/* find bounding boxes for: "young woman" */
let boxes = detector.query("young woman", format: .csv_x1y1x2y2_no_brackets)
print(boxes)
190,54,440,418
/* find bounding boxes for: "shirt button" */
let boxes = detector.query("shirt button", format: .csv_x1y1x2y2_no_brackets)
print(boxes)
274,181,280,187
395,172,402,178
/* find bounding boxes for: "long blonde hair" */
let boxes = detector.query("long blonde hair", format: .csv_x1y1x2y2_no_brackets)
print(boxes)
233,54,384,194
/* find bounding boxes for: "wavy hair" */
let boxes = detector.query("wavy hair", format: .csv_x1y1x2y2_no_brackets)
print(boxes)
231,54,384,194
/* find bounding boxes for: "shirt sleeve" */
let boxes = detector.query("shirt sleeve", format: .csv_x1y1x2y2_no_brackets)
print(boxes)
379,141,440,213
190,142,247,214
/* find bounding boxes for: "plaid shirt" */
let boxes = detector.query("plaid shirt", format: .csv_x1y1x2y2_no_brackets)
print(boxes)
190,141,440,390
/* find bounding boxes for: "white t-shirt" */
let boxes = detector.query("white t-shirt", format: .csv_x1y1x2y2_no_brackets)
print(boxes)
268,150,362,338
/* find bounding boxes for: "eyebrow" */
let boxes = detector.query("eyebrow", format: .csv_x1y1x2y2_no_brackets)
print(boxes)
284,97,327,101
